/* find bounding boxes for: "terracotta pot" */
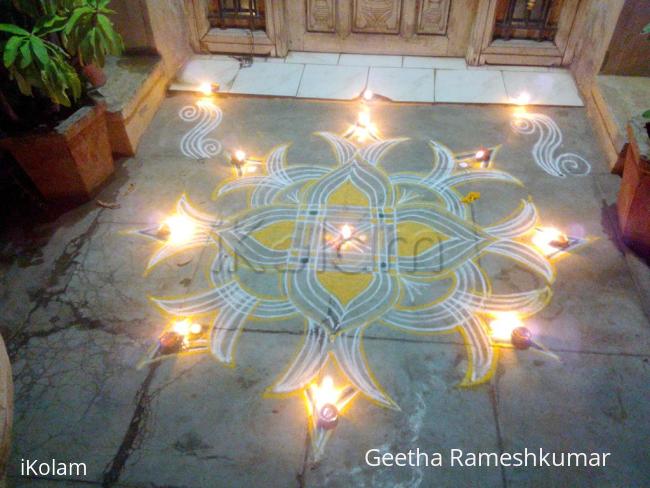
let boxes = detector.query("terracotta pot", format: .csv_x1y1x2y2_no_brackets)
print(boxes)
0,104,115,204
82,63,107,88
617,117,650,257
0,334,12,486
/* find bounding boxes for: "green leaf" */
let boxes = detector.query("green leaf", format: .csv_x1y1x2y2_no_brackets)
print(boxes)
30,36,50,67
643,23,650,35
3,35,22,67
18,40,32,68
34,15,69,35
96,13,121,54
64,7,93,35
643,110,650,119
12,68,33,96
0,23,30,36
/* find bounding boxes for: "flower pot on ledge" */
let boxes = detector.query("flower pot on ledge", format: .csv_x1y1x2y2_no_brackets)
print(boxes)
0,103,115,205
617,116,650,257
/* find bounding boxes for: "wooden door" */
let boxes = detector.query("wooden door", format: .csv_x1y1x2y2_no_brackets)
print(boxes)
286,0,478,56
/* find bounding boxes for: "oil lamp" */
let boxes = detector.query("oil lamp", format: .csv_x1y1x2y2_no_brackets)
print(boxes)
511,326,533,350
489,313,533,350
305,375,357,462
358,110,371,129
489,312,523,342
159,331,184,355
157,215,196,245
475,148,491,162
309,376,342,431
173,319,192,336
231,150,247,176
199,82,219,96
532,227,570,256
317,403,339,430
340,224,353,241
513,91,531,106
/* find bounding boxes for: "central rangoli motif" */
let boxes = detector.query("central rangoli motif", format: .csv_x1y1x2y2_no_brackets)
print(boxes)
136,121,556,457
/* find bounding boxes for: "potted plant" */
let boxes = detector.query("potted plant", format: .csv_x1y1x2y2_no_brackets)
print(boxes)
0,0,123,204
616,23,650,257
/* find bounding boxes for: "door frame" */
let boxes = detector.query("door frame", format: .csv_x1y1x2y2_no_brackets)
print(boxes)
466,0,581,66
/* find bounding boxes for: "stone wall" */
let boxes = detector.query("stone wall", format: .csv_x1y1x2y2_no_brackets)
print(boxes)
110,0,193,78
144,0,193,77
569,0,625,92
111,0,156,53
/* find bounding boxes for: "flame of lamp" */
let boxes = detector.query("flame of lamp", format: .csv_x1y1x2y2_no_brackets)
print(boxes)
163,215,196,245
231,151,247,176
341,225,353,241
511,326,533,350
533,228,569,255
363,89,373,101
317,403,340,430
199,82,219,96
358,111,370,128
475,149,490,162
515,92,531,105
173,319,191,336
489,313,523,342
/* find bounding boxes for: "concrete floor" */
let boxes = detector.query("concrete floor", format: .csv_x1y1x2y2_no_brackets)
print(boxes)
1,95,650,487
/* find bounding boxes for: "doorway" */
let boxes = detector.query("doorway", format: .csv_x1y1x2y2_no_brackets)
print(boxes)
285,0,477,57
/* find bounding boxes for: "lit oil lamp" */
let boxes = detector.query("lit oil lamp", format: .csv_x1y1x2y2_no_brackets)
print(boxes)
358,110,371,128
308,376,351,430
489,313,534,351
532,227,570,257
489,312,523,342
475,147,491,163
362,89,374,101
230,150,247,177
340,224,353,241
513,91,531,106
173,319,203,338
511,326,533,350
157,214,196,245
342,106,380,142
305,376,357,459
335,224,355,253
159,331,184,355
159,319,203,354
199,82,219,96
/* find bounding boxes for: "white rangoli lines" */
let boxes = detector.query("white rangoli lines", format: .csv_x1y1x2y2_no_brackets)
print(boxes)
512,112,591,177
179,100,223,159
135,122,564,458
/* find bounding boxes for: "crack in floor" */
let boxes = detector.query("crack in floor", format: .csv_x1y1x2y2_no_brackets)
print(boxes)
101,362,159,487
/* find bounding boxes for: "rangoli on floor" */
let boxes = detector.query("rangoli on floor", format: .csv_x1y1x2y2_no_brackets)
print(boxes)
132,100,582,458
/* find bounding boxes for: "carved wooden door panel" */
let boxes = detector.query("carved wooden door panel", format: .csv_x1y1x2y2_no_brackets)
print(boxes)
288,0,477,56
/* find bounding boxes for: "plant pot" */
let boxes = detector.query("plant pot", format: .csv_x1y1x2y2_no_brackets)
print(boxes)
0,334,12,487
0,103,114,205
82,63,107,88
617,116,650,257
